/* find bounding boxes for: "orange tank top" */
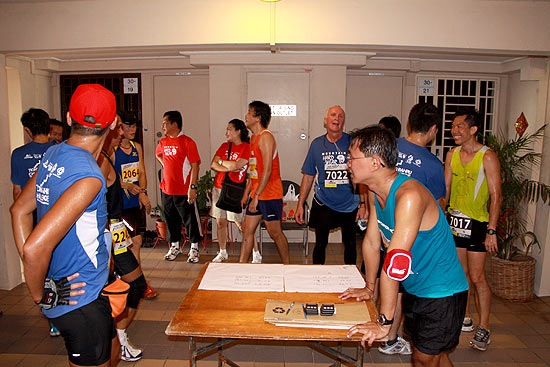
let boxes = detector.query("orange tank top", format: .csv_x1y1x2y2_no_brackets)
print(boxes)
248,129,283,200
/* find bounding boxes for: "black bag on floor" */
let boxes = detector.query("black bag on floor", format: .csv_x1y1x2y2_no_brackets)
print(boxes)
216,143,246,214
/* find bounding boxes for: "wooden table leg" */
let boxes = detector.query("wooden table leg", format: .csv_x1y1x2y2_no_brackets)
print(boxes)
189,336,196,367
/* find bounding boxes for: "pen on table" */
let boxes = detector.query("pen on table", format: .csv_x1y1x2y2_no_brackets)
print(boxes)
286,301,295,315
302,303,307,319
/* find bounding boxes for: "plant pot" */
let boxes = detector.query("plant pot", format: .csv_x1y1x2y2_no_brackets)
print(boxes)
486,254,536,302
156,220,167,239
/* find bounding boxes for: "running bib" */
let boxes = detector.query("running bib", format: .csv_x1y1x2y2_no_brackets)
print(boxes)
109,221,133,255
324,162,349,188
448,209,473,239
120,162,139,183
248,156,258,180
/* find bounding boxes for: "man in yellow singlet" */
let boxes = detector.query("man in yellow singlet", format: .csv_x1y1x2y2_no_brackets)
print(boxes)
444,108,502,351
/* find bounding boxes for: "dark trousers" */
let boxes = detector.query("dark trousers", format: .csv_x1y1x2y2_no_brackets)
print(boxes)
162,192,203,244
310,198,357,265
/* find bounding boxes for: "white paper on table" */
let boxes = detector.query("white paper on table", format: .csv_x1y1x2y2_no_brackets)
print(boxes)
198,263,285,292
284,265,366,293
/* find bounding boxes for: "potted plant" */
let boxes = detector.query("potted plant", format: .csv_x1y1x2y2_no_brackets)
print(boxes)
196,170,214,215
485,124,549,301
153,204,167,240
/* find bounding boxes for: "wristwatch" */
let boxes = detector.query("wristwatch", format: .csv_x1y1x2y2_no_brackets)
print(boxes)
487,228,496,235
218,159,223,166
190,184,197,190
377,314,394,326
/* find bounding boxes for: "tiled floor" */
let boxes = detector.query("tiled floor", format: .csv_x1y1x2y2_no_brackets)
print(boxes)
1,237,550,367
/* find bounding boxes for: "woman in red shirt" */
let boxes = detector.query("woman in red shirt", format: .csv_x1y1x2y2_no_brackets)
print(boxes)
210,119,261,263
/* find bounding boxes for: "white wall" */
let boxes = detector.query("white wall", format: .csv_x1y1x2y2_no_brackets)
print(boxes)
1,1,550,54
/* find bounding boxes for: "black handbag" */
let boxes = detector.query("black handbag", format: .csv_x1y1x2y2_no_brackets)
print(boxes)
216,143,246,214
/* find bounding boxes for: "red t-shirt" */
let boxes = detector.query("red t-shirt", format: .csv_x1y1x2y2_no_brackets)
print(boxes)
213,142,251,189
155,134,201,195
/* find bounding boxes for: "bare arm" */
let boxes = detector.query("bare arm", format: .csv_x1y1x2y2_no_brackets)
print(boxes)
11,176,103,302
484,150,502,254
356,184,369,221
135,142,151,212
211,155,248,172
295,173,314,224
443,148,455,211
187,161,200,203
13,184,22,201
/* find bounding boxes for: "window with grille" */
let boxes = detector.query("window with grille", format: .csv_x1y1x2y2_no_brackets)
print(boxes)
417,77,497,161
60,74,143,145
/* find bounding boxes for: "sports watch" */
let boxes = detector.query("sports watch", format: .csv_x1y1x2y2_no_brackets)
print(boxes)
376,314,394,326
190,184,197,190
487,228,496,235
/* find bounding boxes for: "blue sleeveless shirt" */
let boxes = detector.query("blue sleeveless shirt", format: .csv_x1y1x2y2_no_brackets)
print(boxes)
35,142,109,318
374,174,468,298
114,142,140,209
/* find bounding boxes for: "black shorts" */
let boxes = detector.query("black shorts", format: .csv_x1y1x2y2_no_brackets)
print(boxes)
113,247,139,276
452,218,488,253
308,196,357,230
403,290,468,355
121,206,143,237
51,295,115,366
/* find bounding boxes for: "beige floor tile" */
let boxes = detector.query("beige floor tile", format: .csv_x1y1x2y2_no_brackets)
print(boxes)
0,353,25,366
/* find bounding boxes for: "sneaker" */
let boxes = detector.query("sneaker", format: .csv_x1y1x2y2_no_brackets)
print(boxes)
143,282,157,300
164,245,181,261
187,248,199,263
49,322,60,337
378,335,412,355
470,326,491,351
212,250,228,263
121,343,143,362
462,317,474,332
118,329,142,362
252,250,262,264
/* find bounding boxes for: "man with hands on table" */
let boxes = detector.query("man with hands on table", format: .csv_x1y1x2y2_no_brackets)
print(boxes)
340,125,468,367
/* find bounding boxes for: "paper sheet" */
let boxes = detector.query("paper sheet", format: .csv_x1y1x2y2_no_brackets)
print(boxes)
198,263,285,292
284,265,366,293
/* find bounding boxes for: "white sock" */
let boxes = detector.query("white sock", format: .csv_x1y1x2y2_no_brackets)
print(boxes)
117,328,127,345
170,241,179,249
191,242,199,250
253,249,260,254
219,249,227,254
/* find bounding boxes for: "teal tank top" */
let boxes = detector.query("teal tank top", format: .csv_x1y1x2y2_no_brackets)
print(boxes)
375,174,468,298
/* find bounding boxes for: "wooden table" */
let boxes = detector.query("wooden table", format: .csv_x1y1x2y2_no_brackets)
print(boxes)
166,263,378,367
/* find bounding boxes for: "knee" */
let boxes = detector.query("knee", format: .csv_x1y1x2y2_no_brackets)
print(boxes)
127,274,147,309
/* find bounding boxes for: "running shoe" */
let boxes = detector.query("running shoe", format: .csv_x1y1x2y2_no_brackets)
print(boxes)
470,326,491,351
118,329,143,362
143,282,157,300
252,250,262,264
164,245,181,261
212,250,228,262
378,335,412,355
187,248,200,263
49,322,60,337
462,317,474,332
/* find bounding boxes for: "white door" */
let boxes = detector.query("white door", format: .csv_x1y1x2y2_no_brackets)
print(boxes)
153,74,210,192
246,72,310,185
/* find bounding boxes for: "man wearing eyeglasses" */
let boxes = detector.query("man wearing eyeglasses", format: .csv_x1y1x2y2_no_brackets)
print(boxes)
295,105,368,265
341,125,468,367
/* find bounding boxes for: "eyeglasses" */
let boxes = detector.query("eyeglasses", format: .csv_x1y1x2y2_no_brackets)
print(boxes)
346,153,385,168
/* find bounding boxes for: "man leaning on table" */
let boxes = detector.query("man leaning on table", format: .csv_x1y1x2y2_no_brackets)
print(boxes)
340,126,468,367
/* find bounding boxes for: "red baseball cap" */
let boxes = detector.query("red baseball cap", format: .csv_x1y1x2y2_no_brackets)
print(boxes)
69,84,116,129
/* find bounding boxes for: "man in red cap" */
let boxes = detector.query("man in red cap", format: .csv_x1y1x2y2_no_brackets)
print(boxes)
11,84,120,367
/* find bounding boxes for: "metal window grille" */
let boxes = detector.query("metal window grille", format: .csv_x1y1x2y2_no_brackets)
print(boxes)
417,77,497,161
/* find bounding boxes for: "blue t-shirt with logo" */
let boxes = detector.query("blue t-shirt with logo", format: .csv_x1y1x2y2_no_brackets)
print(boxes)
10,141,56,188
396,137,446,200
375,174,468,298
35,142,109,318
301,133,359,212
